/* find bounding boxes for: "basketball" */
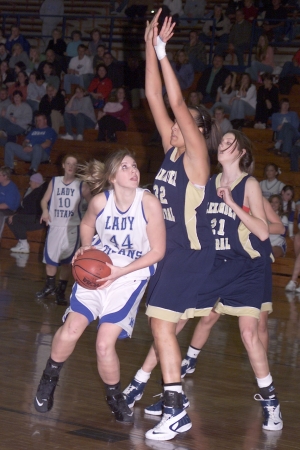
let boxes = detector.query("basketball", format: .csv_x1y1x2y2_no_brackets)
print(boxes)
72,249,112,290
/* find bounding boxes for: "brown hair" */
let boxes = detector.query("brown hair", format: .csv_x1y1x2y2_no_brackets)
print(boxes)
256,34,269,62
281,184,294,218
0,166,12,179
219,130,254,173
189,105,222,152
269,194,284,217
77,149,136,195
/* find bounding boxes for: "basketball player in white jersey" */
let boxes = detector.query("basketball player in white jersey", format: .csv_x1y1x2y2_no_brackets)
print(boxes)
34,150,166,423
36,154,91,305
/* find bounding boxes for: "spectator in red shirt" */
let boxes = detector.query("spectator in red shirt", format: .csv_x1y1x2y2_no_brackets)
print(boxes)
8,71,29,100
243,0,258,23
96,87,130,142
87,64,113,108
279,49,300,78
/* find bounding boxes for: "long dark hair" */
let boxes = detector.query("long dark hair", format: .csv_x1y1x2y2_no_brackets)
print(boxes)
189,105,222,152
16,70,29,86
281,184,294,218
269,194,284,217
221,73,234,95
218,129,254,173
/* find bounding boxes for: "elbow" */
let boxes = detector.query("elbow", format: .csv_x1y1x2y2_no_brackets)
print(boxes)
155,245,166,262
259,229,270,242
159,248,166,261
169,96,185,110
145,90,158,101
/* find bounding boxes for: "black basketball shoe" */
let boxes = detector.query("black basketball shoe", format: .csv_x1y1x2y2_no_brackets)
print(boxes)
106,392,134,423
34,371,59,413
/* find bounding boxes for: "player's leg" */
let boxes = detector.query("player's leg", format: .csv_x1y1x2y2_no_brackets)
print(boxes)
34,312,89,413
96,322,134,423
181,310,220,378
55,263,72,306
141,311,220,416
123,318,189,408
54,226,79,305
272,245,284,258
238,315,283,431
36,263,58,298
145,318,192,441
258,311,269,352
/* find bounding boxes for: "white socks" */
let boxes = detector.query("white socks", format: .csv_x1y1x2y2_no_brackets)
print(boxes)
257,373,273,388
187,345,201,359
135,367,151,383
164,384,182,394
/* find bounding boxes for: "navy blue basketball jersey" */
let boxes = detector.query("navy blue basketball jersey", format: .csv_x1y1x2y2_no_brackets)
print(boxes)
153,148,213,250
206,173,264,259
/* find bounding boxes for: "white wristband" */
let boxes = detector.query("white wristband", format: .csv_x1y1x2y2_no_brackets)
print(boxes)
154,36,166,61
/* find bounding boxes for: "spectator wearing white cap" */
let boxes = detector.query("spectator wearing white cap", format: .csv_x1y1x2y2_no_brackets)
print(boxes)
7,173,48,253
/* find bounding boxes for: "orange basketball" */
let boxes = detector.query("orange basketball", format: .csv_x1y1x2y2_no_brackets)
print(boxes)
72,249,112,290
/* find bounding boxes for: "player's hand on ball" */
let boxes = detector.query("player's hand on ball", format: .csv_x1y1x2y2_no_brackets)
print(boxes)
217,186,234,206
96,263,125,289
72,245,95,264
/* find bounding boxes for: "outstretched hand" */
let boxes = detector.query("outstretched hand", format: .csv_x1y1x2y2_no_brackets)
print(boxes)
144,9,161,43
158,16,176,44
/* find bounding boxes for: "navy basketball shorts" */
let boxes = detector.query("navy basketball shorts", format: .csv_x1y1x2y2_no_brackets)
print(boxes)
195,256,266,319
146,245,215,323
261,260,273,314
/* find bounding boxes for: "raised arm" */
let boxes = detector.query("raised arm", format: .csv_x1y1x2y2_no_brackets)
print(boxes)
145,10,174,152
156,17,210,184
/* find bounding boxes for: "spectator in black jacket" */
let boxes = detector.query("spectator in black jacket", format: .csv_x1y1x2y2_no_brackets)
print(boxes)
124,57,145,109
45,28,67,58
254,73,279,128
37,49,63,78
39,84,65,133
7,172,48,254
196,54,230,103
103,52,124,89
263,0,288,42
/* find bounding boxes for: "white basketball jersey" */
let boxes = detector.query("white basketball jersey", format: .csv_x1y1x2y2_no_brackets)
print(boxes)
48,177,82,227
94,188,156,279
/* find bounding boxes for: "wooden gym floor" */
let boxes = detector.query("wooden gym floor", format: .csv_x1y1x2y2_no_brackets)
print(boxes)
0,249,299,450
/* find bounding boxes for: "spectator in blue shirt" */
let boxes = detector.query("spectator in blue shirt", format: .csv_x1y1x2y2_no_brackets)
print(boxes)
0,166,20,239
4,113,57,176
66,30,83,58
5,25,30,55
271,98,300,156
170,50,194,91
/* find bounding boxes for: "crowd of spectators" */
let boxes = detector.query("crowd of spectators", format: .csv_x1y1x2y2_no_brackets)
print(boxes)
0,1,299,168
